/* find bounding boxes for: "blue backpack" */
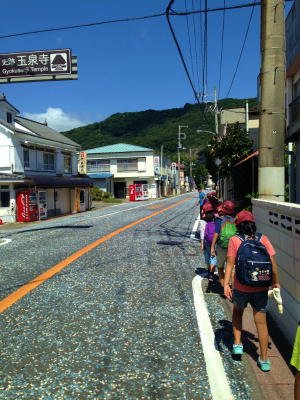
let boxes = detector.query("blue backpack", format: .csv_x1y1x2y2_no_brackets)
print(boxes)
236,234,273,287
204,221,215,245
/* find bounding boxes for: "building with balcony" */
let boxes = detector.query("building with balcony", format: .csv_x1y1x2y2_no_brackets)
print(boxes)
86,143,164,198
0,94,92,222
286,0,300,203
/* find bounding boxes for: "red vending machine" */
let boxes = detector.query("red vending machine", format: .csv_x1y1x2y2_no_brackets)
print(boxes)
129,184,144,201
16,190,38,222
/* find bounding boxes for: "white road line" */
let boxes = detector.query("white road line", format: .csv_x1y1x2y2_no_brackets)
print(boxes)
192,275,234,400
190,214,201,240
89,195,193,220
0,239,12,246
90,202,157,219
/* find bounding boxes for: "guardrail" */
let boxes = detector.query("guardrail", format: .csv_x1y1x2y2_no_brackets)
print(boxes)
252,198,300,345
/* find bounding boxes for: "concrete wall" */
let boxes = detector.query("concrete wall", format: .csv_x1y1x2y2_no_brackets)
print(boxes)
252,198,300,345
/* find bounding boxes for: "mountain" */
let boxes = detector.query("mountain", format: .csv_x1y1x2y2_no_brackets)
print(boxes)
62,98,257,156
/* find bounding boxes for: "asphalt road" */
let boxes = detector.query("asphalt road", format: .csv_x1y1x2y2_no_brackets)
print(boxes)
0,194,260,400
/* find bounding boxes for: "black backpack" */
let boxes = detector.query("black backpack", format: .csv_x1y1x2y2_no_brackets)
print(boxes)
236,234,273,287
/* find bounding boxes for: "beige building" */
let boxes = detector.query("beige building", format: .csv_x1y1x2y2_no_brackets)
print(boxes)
86,144,159,198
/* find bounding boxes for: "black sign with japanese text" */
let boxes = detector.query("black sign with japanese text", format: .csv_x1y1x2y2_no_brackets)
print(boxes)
0,49,72,79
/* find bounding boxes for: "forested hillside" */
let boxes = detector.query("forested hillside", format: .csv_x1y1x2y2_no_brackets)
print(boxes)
63,98,257,156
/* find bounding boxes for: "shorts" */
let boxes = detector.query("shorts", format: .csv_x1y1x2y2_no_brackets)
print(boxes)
232,288,269,313
291,325,300,371
216,245,227,269
203,244,217,266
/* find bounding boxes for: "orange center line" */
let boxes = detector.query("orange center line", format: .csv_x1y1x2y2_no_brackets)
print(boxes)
0,197,191,313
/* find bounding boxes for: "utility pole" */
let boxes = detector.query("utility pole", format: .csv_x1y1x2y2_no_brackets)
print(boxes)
160,145,163,198
177,125,188,195
258,0,285,201
214,87,219,135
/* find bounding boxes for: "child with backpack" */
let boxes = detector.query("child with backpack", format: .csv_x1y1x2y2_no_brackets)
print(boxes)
200,202,218,282
223,210,280,372
210,200,236,286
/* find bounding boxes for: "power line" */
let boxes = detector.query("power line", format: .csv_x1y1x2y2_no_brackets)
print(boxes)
0,12,165,40
225,1,257,97
166,0,200,103
218,0,226,98
0,2,283,41
203,0,208,101
199,0,204,100
191,0,201,94
184,0,196,90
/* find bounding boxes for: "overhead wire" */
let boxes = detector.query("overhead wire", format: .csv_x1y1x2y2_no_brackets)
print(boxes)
0,2,269,41
203,0,208,102
218,0,226,99
166,0,200,103
225,1,257,97
191,0,202,97
184,0,196,91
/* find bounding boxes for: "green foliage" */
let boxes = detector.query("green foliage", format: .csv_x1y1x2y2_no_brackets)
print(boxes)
91,187,111,201
102,198,123,203
193,164,208,187
62,98,257,158
207,122,253,178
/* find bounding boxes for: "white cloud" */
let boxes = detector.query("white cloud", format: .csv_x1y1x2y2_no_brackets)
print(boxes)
23,107,87,132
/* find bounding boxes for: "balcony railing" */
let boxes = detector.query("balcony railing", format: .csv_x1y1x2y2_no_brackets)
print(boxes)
289,95,300,124
87,164,110,173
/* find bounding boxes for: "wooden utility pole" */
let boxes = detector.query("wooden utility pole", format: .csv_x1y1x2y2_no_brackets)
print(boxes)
258,0,285,201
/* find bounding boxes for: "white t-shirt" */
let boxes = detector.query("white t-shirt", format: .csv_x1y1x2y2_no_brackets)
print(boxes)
198,219,207,240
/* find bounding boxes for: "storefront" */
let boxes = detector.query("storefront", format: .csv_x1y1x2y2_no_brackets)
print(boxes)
0,174,93,223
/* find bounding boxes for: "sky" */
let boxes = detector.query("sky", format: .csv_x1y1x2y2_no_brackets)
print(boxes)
0,0,293,131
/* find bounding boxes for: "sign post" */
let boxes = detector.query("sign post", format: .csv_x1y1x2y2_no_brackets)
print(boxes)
0,49,77,84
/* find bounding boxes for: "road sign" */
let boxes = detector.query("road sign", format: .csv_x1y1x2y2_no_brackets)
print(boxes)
0,49,78,84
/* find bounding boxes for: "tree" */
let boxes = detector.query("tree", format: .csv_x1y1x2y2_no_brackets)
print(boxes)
193,164,208,188
207,122,253,178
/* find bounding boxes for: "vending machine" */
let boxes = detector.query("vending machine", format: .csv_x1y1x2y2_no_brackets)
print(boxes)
38,191,48,220
129,184,149,201
16,190,38,222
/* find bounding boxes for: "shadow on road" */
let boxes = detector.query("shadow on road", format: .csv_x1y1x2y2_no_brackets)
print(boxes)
1,225,93,237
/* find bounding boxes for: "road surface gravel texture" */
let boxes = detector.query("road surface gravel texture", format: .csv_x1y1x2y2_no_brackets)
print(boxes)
0,194,260,399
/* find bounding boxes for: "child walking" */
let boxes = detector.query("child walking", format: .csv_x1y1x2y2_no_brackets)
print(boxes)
200,202,218,282
224,210,280,372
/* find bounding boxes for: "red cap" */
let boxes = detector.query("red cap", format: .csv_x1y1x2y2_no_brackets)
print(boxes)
221,200,235,215
235,210,255,225
203,202,215,213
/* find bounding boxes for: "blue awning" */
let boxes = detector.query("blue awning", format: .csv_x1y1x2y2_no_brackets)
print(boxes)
88,173,114,179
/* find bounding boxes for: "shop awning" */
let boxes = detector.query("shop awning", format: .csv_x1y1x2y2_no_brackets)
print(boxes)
87,173,114,179
28,175,93,188
234,151,259,167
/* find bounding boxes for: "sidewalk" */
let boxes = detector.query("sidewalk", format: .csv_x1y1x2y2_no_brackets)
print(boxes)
222,294,295,400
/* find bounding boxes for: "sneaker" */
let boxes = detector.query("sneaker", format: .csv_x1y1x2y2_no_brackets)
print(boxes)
257,357,270,372
208,273,214,283
232,344,244,355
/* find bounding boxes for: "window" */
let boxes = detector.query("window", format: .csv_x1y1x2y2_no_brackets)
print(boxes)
117,158,138,172
23,149,30,169
0,185,9,207
87,159,110,172
43,152,55,170
64,156,71,173
80,190,85,204
293,79,300,100
6,112,12,124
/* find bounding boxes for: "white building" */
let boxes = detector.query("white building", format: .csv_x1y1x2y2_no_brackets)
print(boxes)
86,143,161,198
0,94,92,223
